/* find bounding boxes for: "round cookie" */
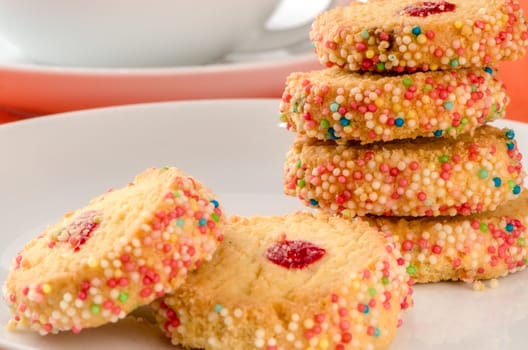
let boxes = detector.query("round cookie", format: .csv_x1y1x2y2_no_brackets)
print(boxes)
280,67,508,143
2,167,225,334
311,0,528,72
151,213,413,350
284,125,524,217
357,190,528,283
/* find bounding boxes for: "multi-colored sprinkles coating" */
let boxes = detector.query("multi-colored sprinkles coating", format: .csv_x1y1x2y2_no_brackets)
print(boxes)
280,67,508,143
2,167,225,334
311,0,528,72
151,213,413,350
359,191,528,283
285,126,524,217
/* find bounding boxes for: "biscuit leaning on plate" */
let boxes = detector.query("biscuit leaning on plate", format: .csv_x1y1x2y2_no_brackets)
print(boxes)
2,166,225,334
152,212,413,350
311,0,528,72
284,125,524,217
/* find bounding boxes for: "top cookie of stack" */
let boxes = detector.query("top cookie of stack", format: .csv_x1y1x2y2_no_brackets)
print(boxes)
281,0,528,286
311,0,528,73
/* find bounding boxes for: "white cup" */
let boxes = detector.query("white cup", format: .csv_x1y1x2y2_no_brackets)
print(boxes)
0,0,338,68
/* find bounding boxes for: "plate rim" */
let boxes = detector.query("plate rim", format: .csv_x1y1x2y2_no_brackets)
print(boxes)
0,39,317,76
0,98,282,126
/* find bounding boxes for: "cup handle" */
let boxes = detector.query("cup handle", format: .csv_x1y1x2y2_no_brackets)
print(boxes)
233,0,342,53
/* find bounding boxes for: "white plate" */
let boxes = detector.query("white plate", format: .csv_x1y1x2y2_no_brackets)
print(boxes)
0,99,527,350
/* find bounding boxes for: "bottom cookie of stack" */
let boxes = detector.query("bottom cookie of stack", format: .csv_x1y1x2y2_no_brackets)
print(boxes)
343,191,528,283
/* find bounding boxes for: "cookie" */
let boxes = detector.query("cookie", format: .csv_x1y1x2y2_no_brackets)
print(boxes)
285,125,524,217
151,213,413,350
311,0,528,72
356,190,528,283
281,66,507,143
2,167,225,334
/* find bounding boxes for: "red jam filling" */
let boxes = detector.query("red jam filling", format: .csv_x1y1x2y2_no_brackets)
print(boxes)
61,210,101,251
403,1,456,17
266,240,326,269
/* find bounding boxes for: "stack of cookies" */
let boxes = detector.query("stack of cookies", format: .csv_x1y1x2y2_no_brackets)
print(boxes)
282,0,528,284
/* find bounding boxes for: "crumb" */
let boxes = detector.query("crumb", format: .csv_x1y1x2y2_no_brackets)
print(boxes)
6,319,17,331
489,278,499,289
472,280,486,291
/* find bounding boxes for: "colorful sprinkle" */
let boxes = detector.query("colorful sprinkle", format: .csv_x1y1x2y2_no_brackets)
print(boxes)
478,169,489,179
214,304,223,313
493,177,502,187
